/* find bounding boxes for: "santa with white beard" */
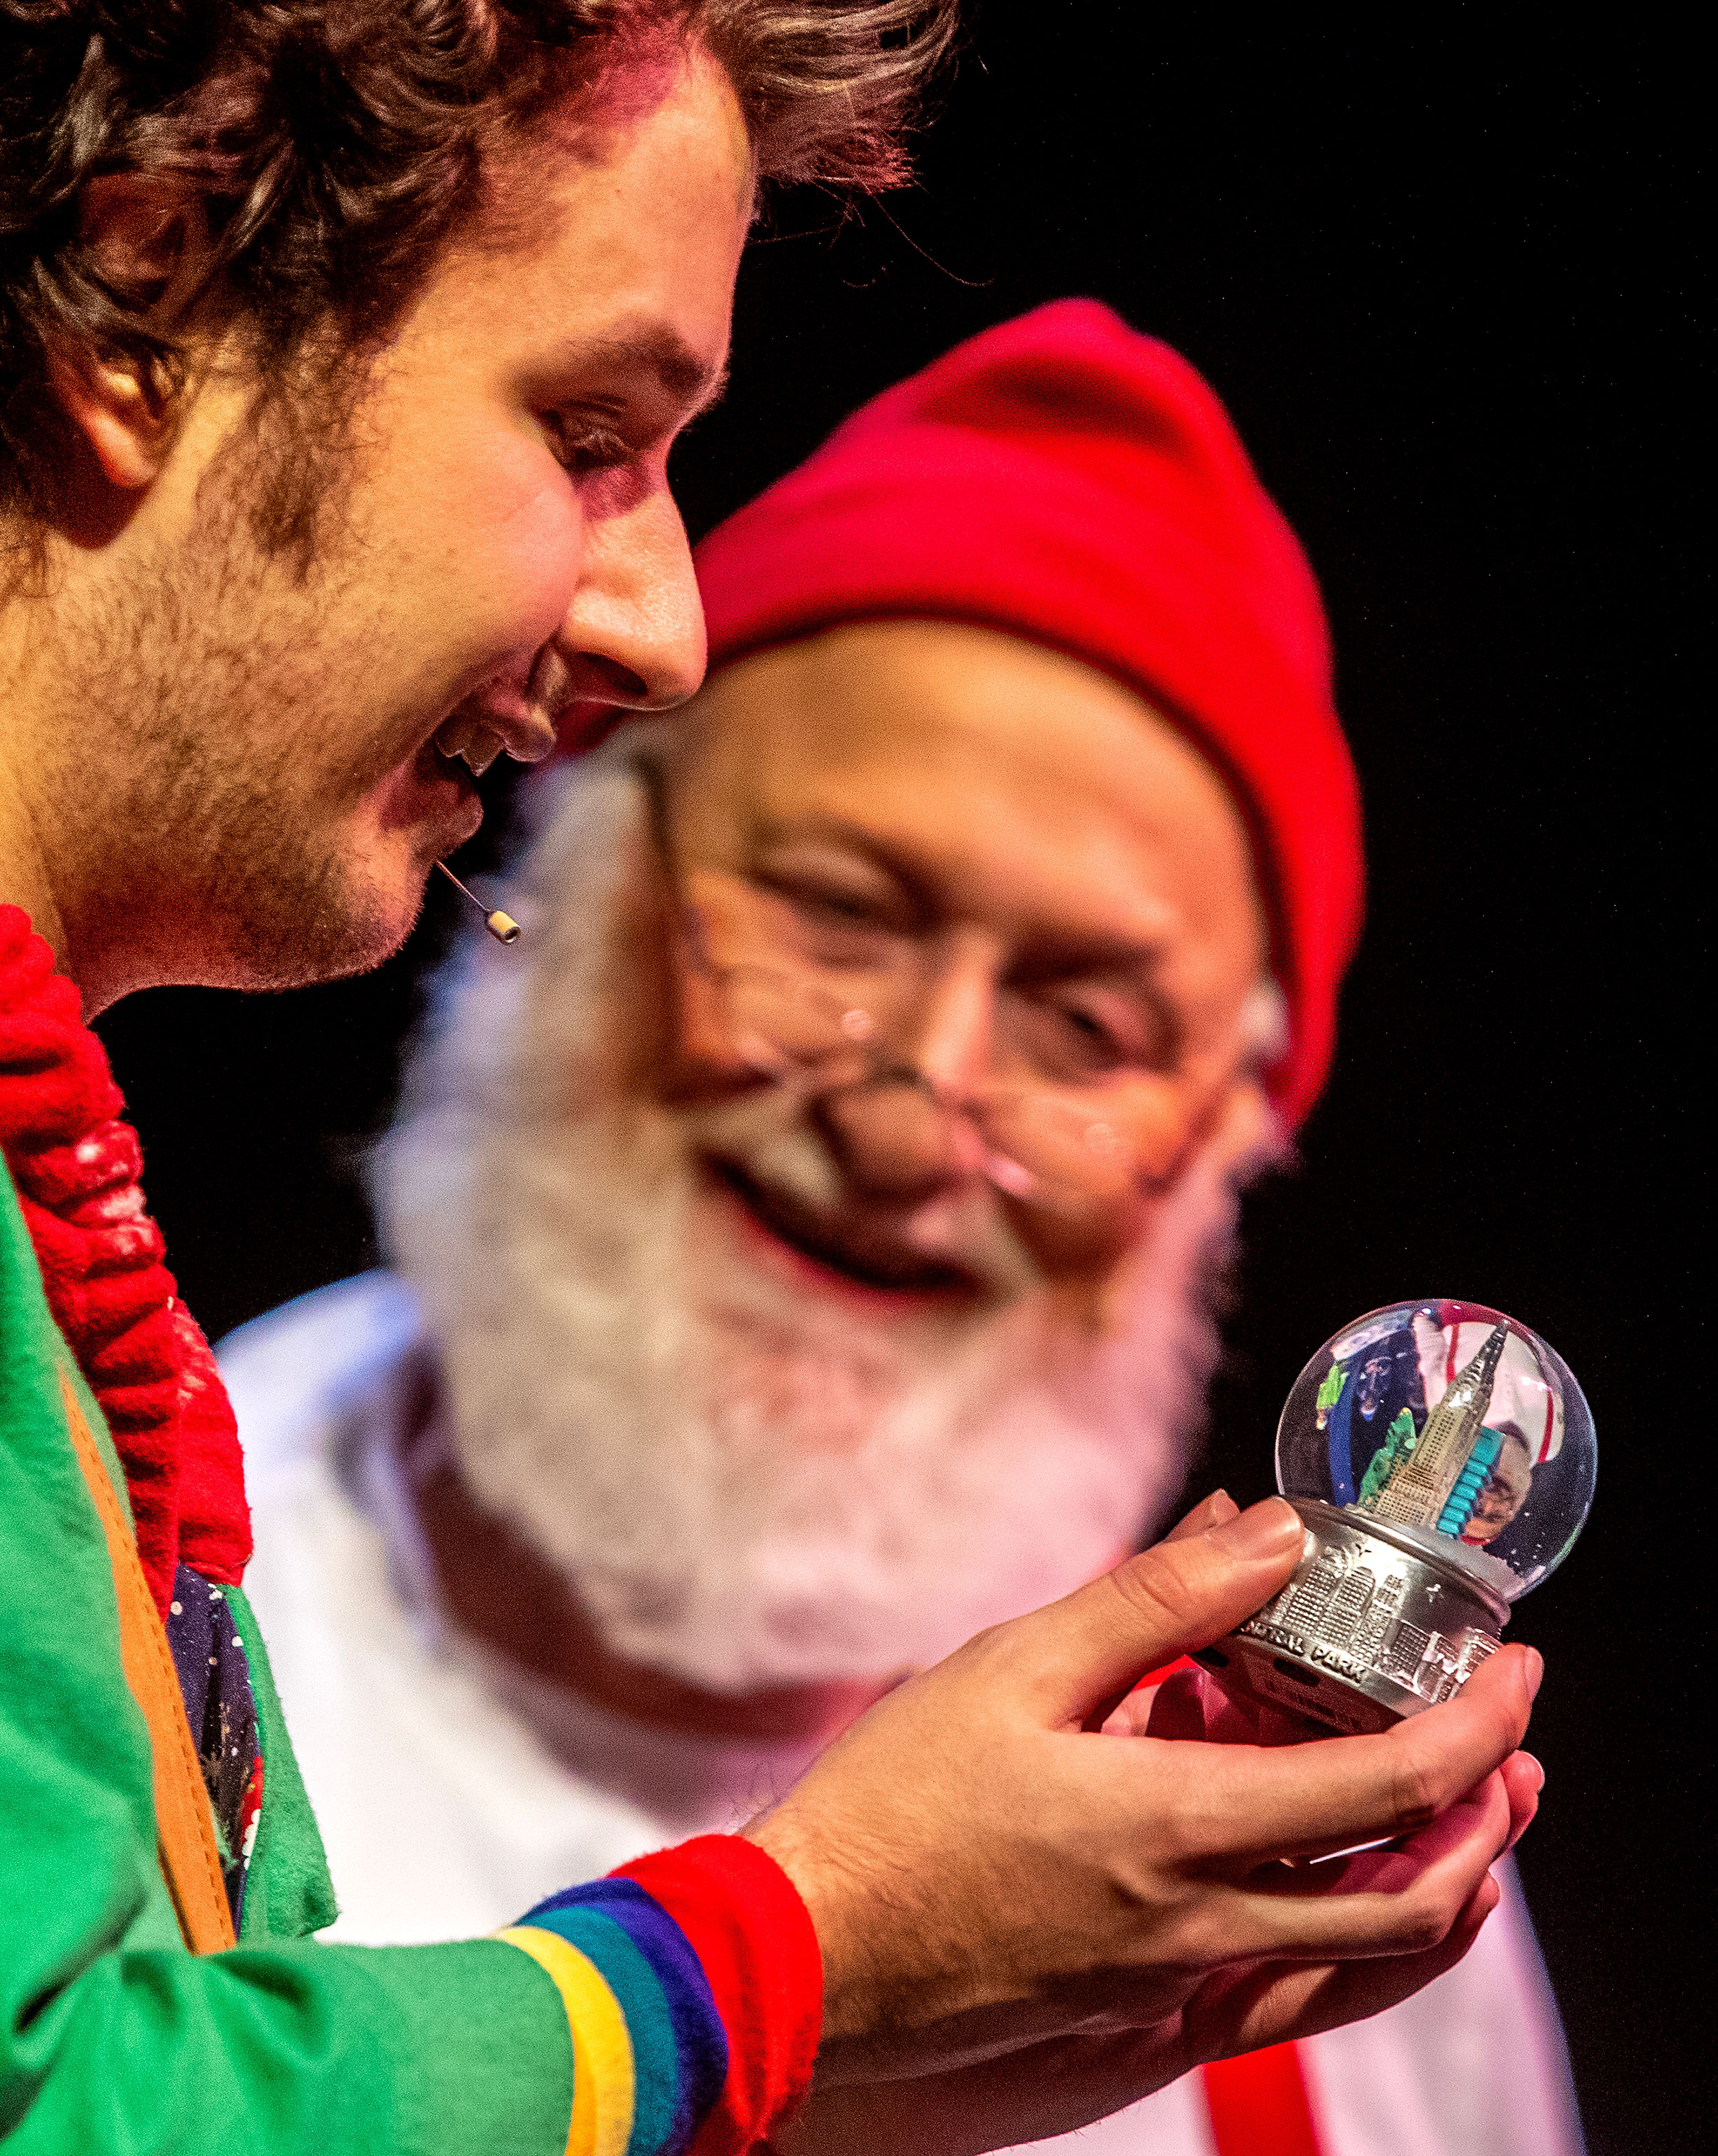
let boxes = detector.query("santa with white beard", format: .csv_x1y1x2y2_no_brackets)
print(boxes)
224,305,1582,2156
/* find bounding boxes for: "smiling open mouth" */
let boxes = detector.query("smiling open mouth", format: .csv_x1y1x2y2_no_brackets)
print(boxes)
707,1157,983,1298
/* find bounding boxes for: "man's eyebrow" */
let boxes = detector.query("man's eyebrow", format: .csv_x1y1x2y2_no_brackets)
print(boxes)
559,323,729,416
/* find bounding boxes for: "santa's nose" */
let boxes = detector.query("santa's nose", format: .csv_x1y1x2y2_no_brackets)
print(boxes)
816,1074,987,1202
893,932,996,1095
819,944,1004,1207
816,938,999,1201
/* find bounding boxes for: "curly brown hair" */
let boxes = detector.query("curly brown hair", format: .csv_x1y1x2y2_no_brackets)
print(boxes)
0,0,957,533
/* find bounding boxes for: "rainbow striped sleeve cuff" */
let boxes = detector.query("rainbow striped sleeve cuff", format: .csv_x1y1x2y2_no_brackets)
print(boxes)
499,1835,821,2156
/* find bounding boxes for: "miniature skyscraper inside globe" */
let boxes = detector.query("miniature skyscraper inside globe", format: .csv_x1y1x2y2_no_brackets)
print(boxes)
1195,1299,1595,1734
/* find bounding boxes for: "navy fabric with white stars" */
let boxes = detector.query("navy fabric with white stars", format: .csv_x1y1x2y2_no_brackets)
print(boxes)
165,1564,263,1933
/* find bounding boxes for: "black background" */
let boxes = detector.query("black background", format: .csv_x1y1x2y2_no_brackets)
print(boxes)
98,14,1697,2152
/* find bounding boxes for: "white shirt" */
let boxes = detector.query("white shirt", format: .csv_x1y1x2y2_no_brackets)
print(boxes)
226,1274,1584,2156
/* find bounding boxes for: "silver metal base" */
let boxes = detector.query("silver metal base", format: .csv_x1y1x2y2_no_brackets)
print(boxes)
1193,1498,1509,1735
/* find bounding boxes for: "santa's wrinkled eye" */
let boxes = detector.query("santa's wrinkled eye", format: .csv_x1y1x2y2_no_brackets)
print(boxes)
1007,982,1176,1083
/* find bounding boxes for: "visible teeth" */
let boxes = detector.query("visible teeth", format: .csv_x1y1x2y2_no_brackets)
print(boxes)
461,725,503,777
433,715,502,775
434,714,475,760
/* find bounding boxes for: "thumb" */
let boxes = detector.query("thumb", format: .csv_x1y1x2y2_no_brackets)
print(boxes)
1014,1498,1306,1725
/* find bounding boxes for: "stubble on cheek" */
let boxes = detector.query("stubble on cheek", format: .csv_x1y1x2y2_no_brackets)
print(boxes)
437,435,583,700
54,433,408,991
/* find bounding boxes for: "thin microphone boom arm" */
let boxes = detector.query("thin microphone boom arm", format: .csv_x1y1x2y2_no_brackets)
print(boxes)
434,861,520,945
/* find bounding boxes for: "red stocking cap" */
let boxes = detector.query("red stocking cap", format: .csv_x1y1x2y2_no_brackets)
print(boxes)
682,301,1364,1125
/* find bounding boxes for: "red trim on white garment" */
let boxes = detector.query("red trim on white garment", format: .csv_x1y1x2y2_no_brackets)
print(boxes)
1202,2045,1323,2156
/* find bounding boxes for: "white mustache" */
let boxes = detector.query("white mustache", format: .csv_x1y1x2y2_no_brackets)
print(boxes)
689,1091,1039,1301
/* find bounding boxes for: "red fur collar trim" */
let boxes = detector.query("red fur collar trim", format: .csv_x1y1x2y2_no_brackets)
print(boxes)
0,906,250,1615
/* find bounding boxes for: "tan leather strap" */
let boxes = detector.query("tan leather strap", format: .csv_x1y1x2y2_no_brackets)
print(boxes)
60,1370,236,1954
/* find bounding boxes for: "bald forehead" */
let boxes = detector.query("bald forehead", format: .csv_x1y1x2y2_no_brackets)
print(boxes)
692,617,1231,795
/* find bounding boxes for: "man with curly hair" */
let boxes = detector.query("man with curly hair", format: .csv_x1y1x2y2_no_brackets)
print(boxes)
0,7,1546,2152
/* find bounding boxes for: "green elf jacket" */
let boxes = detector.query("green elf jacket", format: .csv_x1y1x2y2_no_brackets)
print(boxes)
0,910,820,2156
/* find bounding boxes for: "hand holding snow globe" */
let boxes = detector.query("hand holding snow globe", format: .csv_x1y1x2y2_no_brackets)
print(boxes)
1195,1299,1595,1734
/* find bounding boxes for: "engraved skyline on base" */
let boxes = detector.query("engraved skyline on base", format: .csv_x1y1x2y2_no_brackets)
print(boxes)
1240,1534,1498,1710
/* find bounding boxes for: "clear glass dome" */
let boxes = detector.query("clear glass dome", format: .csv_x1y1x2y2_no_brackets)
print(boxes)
1276,1298,1596,1603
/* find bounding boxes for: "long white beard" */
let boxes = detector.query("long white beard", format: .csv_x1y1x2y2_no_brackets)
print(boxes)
379,755,1244,1692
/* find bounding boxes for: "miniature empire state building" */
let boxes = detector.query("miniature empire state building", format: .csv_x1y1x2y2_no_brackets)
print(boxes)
1357,1319,1511,1538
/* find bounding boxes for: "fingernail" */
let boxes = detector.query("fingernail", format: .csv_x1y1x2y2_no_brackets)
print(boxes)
1524,1648,1544,1702
1525,1753,1546,1794
1209,1497,1301,1561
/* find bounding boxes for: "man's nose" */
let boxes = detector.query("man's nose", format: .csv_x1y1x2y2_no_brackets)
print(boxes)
555,487,708,718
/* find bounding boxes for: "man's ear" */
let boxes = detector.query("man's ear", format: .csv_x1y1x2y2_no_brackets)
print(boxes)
46,173,218,492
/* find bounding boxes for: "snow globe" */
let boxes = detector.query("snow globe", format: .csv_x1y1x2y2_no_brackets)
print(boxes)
1194,1299,1595,1734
